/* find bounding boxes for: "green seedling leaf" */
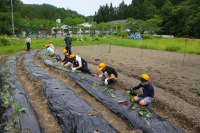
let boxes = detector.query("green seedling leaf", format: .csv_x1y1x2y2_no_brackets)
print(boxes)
131,105,136,110
111,93,116,98
13,119,18,125
128,95,134,102
139,111,144,116
14,101,19,106
70,70,82,73
4,124,13,131
92,82,99,87
103,88,107,91
198,88,200,96
103,88,113,92
108,89,113,92
79,76,86,81
15,107,21,113
146,113,152,118
20,108,27,113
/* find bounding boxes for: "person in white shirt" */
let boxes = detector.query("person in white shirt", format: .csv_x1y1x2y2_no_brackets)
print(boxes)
44,44,54,56
48,41,54,50
25,34,31,51
69,54,91,73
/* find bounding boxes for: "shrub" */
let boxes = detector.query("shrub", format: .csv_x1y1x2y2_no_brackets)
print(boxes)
117,30,127,38
83,36,91,41
0,35,11,46
97,33,104,37
72,35,84,42
91,35,101,41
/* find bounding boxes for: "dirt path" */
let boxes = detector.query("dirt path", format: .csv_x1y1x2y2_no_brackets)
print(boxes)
34,51,142,133
0,55,8,65
54,45,200,133
16,52,62,133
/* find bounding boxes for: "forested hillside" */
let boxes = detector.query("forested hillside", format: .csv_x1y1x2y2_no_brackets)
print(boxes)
0,0,91,36
94,0,200,38
0,0,199,38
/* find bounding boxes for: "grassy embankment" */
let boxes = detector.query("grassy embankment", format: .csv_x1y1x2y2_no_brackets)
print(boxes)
0,36,199,55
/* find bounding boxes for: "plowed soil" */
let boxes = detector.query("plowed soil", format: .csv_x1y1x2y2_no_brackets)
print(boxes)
55,45,199,133
14,51,141,133
1,44,199,133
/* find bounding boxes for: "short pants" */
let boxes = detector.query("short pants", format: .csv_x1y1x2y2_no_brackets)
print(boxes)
138,97,152,104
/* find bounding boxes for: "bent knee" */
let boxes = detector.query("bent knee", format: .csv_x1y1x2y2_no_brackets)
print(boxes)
133,96,138,102
139,100,146,106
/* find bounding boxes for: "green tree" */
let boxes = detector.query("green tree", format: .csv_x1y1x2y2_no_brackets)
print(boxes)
146,15,162,34
125,18,146,34
63,18,85,34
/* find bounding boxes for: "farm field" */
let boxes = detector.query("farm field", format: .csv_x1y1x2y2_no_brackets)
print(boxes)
64,45,200,132
0,44,199,133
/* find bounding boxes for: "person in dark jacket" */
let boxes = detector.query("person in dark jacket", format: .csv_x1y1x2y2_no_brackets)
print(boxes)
61,49,71,67
98,63,118,85
130,74,154,106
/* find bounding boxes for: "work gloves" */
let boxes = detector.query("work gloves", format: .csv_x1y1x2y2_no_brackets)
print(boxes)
72,68,76,71
104,78,108,85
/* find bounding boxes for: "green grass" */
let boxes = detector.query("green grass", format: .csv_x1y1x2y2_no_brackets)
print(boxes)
0,36,200,55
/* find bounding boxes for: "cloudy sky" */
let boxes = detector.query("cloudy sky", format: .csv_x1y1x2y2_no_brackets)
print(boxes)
21,0,132,16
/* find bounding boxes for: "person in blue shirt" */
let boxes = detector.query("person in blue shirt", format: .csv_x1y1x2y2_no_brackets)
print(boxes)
131,74,154,106
49,51,62,62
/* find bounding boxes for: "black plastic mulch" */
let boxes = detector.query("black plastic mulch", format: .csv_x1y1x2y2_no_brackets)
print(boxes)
41,52,185,133
23,51,119,133
0,55,43,133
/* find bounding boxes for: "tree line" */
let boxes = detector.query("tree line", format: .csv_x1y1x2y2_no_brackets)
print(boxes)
0,0,199,38
94,0,200,38
0,0,91,36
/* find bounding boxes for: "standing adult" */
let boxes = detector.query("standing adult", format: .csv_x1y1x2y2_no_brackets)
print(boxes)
25,34,31,51
64,32,72,55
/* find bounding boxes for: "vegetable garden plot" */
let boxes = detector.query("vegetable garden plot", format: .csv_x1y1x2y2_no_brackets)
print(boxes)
23,51,119,133
0,55,43,133
41,53,185,133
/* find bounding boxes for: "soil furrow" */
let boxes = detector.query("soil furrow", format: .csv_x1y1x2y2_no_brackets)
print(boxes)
60,45,200,133
16,52,62,133
87,62,196,133
0,56,8,65
34,51,141,133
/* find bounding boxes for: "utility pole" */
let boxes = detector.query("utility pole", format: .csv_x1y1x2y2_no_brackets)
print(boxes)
11,0,15,37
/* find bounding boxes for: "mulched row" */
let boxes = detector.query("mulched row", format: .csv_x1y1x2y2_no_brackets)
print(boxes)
40,52,185,133
23,51,119,133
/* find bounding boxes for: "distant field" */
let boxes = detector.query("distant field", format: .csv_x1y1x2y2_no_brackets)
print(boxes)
0,36,199,55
